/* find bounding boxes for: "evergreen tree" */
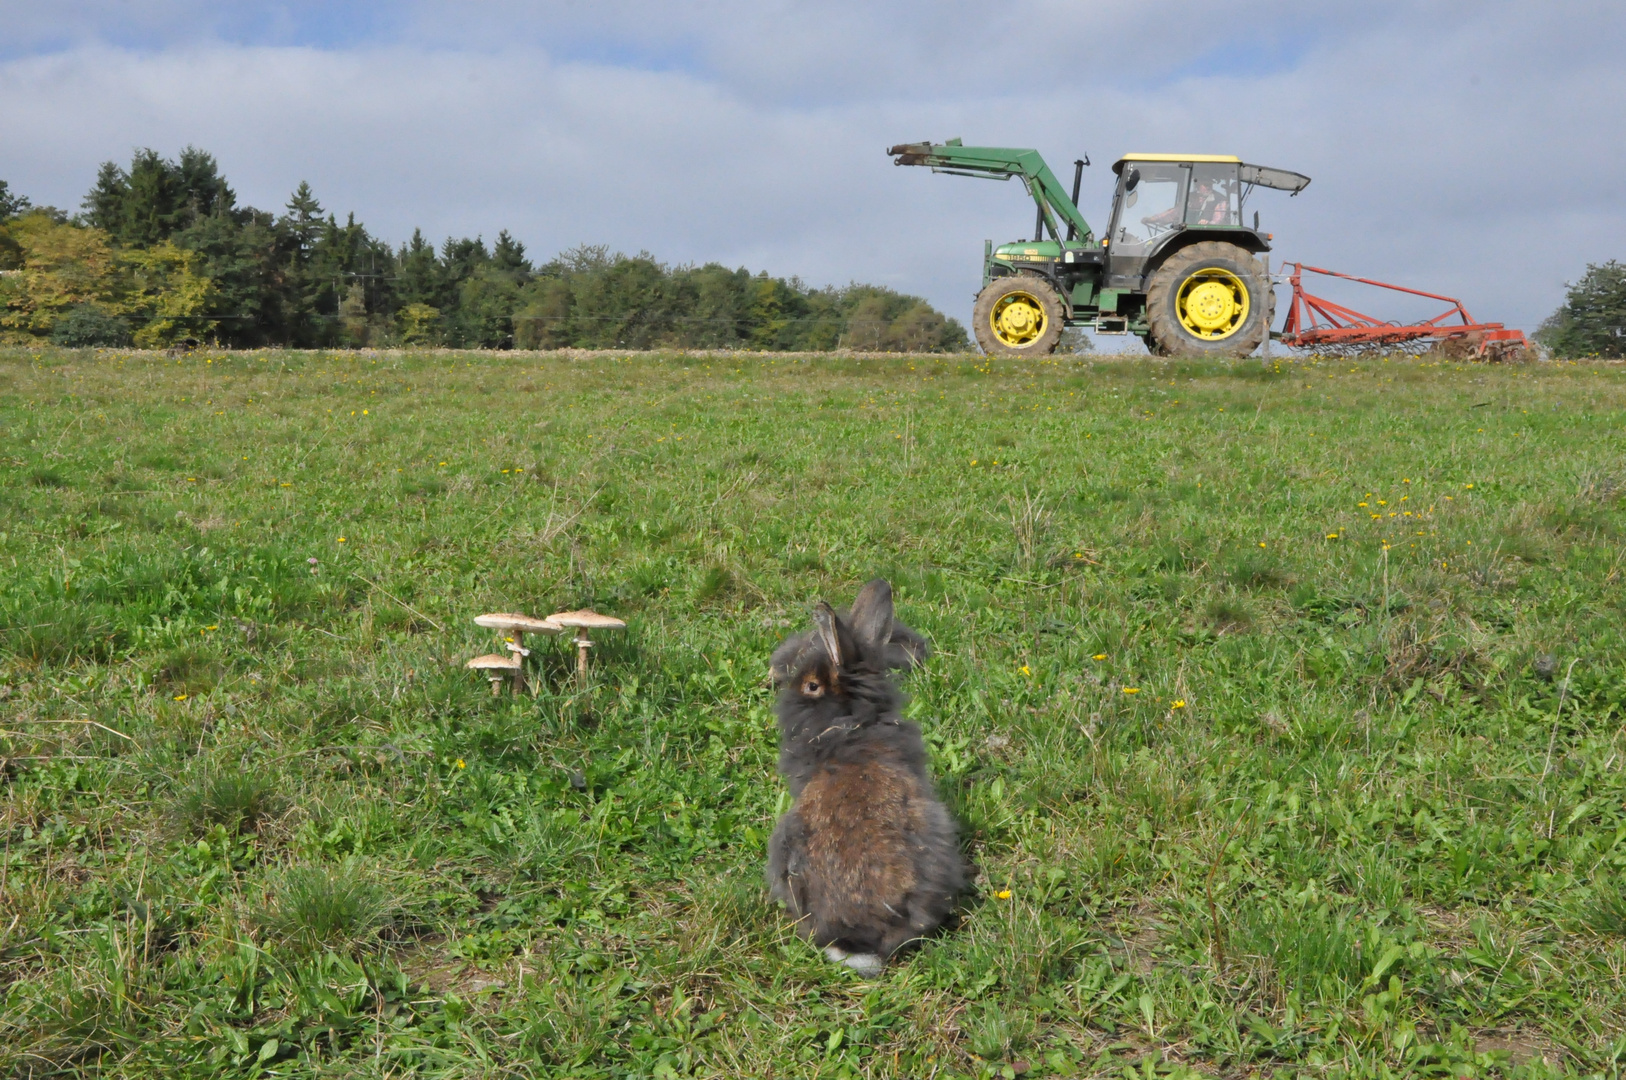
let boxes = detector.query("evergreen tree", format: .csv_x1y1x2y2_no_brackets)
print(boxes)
282,182,325,254
118,149,189,247
175,147,237,221
395,229,442,308
81,162,129,235
79,148,239,248
491,230,532,280
176,208,278,347
1538,261,1626,358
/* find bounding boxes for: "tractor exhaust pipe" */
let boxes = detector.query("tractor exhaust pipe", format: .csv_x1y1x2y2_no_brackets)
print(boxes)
1067,159,1086,241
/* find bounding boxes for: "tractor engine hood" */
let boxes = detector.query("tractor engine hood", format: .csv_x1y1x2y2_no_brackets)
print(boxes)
992,240,1064,263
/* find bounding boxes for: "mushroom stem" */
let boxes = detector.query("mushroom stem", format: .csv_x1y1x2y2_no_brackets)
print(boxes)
575,632,593,685
488,674,503,697
507,632,527,694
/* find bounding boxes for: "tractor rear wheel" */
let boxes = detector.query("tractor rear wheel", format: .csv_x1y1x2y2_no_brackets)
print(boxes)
1145,242,1273,357
973,275,1065,357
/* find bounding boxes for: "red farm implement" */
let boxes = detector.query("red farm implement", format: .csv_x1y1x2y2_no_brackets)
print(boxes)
1278,263,1529,358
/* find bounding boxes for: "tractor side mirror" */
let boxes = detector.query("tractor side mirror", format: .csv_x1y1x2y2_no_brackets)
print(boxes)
1124,168,1141,193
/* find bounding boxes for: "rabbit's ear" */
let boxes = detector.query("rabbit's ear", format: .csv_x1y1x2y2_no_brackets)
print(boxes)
812,601,843,667
849,578,895,652
884,622,931,671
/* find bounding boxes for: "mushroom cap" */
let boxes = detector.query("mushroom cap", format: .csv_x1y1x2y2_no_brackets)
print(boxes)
474,612,561,634
545,608,626,630
466,653,523,670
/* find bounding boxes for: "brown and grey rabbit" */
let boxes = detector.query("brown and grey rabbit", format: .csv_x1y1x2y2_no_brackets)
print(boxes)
766,579,965,975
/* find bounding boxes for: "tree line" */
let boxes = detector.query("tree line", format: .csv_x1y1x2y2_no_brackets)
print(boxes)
0,151,969,351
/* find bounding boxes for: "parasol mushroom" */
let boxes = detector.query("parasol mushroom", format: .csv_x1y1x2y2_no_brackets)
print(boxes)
545,609,627,684
474,613,561,694
467,652,523,695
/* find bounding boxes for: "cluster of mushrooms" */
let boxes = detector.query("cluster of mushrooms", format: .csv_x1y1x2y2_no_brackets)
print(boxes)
465,609,626,695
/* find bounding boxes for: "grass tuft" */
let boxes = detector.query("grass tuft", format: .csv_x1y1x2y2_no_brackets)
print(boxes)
252,862,389,955
172,767,284,835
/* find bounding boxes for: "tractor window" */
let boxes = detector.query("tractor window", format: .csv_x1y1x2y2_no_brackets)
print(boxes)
1111,163,1186,252
1186,164,1240,226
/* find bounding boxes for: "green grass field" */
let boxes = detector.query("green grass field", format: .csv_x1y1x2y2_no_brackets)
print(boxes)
2,346,1625,1079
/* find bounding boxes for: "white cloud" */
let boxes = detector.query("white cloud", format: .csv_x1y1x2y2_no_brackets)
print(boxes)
0,1,1622,343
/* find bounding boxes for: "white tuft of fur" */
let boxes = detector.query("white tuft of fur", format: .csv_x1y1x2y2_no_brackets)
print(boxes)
842,953,884,976
824,945,849,962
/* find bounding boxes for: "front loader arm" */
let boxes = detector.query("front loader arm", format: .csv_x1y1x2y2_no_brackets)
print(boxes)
887,140,1093,244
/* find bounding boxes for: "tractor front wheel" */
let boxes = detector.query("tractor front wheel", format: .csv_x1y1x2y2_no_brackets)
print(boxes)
1145,242,1273,357
973,275,1065,357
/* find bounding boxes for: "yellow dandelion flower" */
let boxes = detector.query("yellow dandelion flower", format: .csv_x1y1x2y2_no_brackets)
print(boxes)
996,890,1012,900
1171,699,1186,709
1326,533,1339,539
173,693,188,701
1092,654,1107,661
455,758,466,769
1019,664,1031,676
1123,687,1140,694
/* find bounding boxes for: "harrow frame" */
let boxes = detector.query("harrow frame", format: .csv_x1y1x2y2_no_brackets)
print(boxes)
1278,263,1528,358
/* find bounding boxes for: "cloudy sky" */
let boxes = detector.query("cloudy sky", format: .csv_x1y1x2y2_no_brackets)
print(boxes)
2,1,1622,345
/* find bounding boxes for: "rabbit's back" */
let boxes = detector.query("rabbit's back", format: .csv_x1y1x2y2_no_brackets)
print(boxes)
773,750,963,957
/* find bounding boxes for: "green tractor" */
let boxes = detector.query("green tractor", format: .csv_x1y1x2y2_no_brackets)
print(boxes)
888,140,1310,357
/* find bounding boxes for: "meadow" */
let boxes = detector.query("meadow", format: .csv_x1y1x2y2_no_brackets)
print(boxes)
1,344,1624,1079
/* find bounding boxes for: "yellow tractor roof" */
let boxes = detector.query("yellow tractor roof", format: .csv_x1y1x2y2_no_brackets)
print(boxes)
1111,154,1312,193
1112,153,1241,173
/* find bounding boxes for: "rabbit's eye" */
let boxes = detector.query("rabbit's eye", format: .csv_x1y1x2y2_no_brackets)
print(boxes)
800,675,825,698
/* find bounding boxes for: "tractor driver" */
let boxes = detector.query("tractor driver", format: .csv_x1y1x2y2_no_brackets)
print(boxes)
1140,177,1232,232
1187,178,1231,225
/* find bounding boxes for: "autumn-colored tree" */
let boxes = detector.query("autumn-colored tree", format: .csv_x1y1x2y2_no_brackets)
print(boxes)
0,211,125,340
122,241,218,346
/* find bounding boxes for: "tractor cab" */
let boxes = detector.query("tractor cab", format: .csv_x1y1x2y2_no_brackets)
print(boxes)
1103,155,1310,287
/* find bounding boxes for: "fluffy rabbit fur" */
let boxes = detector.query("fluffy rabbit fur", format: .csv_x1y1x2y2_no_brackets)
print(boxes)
766,579,965,975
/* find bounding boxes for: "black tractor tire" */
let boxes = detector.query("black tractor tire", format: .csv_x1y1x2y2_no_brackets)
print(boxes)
973,275,1065,357
1144,242,1274,357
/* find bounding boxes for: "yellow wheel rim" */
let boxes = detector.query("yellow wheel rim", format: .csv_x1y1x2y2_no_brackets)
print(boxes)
1176,268,1250,340
990,291,1047,347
